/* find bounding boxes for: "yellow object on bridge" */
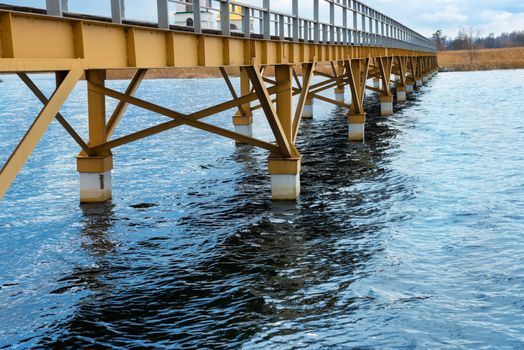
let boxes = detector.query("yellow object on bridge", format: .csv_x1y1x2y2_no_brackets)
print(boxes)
0,1,438,203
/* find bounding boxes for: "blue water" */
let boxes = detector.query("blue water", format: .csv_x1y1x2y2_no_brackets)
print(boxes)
0,70,523,349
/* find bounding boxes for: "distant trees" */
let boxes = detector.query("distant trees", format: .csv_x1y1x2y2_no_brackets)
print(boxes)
431,29,524,51
432,30,447,51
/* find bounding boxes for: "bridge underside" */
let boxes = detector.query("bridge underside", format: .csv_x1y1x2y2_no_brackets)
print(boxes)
0,9,438,202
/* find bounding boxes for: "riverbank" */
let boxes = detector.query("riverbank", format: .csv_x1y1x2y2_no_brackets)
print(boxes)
438,47,524,72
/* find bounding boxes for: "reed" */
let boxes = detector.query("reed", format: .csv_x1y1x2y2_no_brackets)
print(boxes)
438,47,524,71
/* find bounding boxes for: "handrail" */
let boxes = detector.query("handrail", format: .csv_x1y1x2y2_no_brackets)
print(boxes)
39,0,435,52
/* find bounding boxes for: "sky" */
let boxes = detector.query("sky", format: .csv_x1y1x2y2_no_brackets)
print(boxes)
4,0,524,38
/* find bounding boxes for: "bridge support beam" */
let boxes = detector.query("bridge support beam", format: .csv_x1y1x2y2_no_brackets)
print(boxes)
77,70,113,203
232,67,253,141
269,65,301,200
377,57,394,116
396,86,407,102
346,58,369,141
335,61,345,102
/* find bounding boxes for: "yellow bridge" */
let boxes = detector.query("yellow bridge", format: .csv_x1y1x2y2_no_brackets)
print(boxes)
0,0,437,203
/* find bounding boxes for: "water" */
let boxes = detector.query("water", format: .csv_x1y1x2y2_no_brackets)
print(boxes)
0,70,523,349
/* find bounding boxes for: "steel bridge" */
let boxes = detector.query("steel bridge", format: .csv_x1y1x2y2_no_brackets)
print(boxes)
0,0,437,202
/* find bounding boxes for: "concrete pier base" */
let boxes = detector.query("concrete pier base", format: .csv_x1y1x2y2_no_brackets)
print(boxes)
423,75,429,83
373,77,380,90
268,157,301,200
302,97,314,119
396,86,407,102
77,155,113,203
348,113,366,141
406,84,414,93
335,87,345,102
380,95,394,116
416,79,423,88
233,114,253,141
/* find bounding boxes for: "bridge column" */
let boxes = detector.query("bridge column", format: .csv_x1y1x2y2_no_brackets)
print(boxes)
396,85,407,102
334,61,345,102
233,67,253,141
372,77,380,90
302,96,314,119
346,58,369,141
77,70,113,203
269,65,301,200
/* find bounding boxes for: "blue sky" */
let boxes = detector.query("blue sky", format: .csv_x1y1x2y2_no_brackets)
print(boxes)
4,0,524,38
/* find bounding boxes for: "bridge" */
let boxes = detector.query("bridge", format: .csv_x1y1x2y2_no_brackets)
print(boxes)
0,0,437,203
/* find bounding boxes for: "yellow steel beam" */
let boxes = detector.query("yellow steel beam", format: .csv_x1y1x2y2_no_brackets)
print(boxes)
88,82,282,154
17,72,93,156
345,58,370,115
247,66,293,158
0,66,82,200
292,62,315,143
106,68,147,138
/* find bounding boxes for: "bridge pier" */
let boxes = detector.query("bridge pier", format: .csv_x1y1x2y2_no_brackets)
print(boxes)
396,86,407,102
269,65,301,200
232,67,253,141
380,95,394,116
77,70,113,203
372,77,380,90
302,97,314,118
346,58,369,141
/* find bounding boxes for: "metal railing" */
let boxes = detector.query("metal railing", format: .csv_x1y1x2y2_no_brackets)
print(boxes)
41,0,435,52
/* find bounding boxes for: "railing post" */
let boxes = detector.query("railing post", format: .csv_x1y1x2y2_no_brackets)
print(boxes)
157,0,169,29
279,15,285,40
313,0,319,43
194,0,202,34
263,0,270,39
353,4,358,45
343,0,348,44
46,0,63,16
329,0,335,44
292,0,299,41
220,0,231,36
242,6,250,38
111,0,123,24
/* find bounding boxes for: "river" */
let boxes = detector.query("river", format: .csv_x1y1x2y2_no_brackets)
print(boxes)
1,69,523,348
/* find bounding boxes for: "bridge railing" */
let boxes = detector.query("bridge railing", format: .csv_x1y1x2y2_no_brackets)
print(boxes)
42,0,435,52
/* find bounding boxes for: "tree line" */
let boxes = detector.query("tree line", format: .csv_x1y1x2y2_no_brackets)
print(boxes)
432,28,524,51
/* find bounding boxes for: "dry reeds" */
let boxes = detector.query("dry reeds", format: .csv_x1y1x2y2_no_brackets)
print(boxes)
438,47,524,71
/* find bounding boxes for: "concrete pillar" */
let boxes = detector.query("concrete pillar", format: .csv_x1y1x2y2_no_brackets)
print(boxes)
335,87,345,102
405,83,414,93
77,156,113,203
233,67,253,141
380,94,393,116
302,97,314,119
268,157,300,200
416,77,423,88
396,86,407,102
372,77,380,89
422,75,429,83
78,70,112,203
348,113,366,141
233,114,253,139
